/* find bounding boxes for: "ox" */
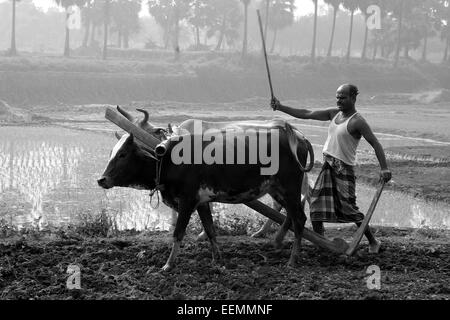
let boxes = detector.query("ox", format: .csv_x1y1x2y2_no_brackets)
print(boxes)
98,108,314,271
114,106,311,239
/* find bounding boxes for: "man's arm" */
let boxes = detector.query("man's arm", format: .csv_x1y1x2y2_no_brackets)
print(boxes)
355,117,392,182
271,97,337,121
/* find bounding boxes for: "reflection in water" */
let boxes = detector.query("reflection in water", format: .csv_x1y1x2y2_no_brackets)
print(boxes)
355,185,449,229
0,126,448,231
0,139,83,228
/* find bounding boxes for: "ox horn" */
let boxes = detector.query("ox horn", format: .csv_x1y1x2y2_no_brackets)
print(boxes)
136,108,150,126
114,131,123,140
116,105,135,122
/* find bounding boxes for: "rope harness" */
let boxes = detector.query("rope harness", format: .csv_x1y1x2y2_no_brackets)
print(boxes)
149,130,171,209
149,156,165,209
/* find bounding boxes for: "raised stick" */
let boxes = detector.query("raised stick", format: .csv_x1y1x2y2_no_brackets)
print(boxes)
346,180,386,255
257,9,274,100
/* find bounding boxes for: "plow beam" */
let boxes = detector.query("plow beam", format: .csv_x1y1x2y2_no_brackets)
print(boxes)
245,200,349,254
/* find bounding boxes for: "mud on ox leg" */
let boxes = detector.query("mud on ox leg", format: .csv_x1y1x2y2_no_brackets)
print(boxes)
251,174,311,238
162,199,196,272
269,190,307,267
163,201,221,272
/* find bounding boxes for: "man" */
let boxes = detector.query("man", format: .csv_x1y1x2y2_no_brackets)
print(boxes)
271,84,391,253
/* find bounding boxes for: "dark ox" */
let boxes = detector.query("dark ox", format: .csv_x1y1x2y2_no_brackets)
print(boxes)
115,106,311,238
98,109,314,271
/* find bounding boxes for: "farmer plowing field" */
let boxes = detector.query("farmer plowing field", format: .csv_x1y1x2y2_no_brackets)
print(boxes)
271,84,392,254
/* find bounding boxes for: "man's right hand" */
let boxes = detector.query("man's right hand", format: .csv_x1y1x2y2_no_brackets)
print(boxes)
380,169,392,183
271,97,281,111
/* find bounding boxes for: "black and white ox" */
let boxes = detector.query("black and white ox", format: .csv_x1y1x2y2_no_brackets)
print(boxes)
98,108,314,271
112,106,312,238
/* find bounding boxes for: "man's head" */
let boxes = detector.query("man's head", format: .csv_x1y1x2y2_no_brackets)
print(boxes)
336,84,358,112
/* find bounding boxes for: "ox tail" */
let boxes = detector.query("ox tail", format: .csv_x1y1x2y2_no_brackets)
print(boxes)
284,122,315,173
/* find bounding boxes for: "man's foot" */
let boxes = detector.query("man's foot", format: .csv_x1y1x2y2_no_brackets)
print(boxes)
368,240,381,254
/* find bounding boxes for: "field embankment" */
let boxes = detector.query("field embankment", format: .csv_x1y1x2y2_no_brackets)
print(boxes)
1,53,450,106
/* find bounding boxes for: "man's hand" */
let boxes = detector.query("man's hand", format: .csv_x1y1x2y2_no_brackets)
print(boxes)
271,97,281,111
380,169,392,183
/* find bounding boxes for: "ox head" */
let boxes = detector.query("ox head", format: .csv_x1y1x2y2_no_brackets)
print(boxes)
116,106,168,141
97,133,157,190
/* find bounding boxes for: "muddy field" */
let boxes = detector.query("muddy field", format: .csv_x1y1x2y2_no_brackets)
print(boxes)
0,227,448,300
0,57,449,300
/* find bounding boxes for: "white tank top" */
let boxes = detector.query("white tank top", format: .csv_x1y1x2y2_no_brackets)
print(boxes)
323,112,360,166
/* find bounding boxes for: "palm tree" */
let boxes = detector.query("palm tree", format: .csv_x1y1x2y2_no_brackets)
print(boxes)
310,0,318,62
324,0,341,58
102,0,111,60
417,0,439,62
55,0,87,57
393,0,405,67
8,0,21,56
437,0,450,63
268,0,295,53
241,0,251,57
342,0,358,63
358,0,372,60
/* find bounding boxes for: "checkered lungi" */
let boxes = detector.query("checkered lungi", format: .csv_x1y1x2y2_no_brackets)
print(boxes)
310,154,364,223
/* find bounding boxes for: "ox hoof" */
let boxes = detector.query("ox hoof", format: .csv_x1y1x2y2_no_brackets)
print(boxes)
272,242,283,252
287,258,299,268
196,231,208,242
161,264,174,272
251,230,267,238
369,240,381,254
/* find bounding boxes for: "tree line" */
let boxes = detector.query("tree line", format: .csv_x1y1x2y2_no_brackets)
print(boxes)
5,0,450,65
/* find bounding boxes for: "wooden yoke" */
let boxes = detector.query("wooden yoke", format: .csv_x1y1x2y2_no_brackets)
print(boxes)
105,106,161,150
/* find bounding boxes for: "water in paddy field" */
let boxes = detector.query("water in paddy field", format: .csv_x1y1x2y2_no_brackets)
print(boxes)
0,126,448,231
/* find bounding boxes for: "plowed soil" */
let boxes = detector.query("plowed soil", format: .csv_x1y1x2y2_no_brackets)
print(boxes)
0,227,448,300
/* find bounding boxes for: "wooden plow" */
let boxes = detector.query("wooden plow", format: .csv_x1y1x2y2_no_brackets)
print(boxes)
105,106,384,255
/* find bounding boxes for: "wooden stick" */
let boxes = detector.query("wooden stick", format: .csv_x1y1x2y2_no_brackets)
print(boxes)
246,200,349,254
257,9,274,100
346,180,385,255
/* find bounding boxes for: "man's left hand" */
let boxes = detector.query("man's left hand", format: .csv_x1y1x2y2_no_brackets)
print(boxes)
380,169,392,183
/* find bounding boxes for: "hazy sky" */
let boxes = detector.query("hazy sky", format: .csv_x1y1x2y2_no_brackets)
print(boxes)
26,0,325,17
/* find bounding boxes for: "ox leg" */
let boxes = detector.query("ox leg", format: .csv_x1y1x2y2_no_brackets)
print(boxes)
197,203,222,263
254,177,311,239
251,199,281,238
162,202,195,272
269,195,292,249
285,197,307,267
196,203,213,242
169,210,177,232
